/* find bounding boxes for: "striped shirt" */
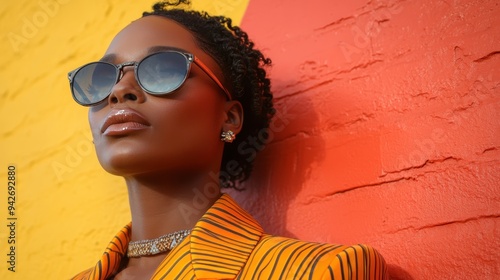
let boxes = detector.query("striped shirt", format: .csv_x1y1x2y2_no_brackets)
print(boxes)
71,194,388,279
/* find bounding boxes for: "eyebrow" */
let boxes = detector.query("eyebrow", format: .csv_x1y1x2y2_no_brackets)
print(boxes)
99,45,189,63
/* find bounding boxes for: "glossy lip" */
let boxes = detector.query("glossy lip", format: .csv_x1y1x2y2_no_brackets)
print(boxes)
101,108,151,136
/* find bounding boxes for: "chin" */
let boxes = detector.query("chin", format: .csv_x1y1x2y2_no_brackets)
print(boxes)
98,158,141,177
95,145,147,176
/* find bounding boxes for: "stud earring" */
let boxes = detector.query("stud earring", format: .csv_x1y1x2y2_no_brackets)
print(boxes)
221,130,236,143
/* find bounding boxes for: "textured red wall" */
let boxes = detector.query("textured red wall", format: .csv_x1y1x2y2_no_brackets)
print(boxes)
229,0,500,279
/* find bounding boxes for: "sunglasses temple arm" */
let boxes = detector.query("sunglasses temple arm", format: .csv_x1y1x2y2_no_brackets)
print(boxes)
193,56,232,100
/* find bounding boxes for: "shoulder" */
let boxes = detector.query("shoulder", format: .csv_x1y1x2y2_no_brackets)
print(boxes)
239,234,388,280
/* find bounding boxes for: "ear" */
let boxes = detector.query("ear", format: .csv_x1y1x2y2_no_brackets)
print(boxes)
222,100,244,135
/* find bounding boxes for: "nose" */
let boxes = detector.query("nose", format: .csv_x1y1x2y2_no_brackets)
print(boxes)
107,65,146,105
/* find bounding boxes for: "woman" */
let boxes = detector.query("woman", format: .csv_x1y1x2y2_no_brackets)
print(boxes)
68,1,388,279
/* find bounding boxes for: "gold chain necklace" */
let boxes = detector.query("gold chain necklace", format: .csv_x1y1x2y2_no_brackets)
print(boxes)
127,229,191,258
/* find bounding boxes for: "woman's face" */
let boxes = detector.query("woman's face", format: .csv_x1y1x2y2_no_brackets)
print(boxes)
89,16,228,177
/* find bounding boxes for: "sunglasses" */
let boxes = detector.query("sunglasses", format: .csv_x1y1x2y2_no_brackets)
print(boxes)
68,51,232,106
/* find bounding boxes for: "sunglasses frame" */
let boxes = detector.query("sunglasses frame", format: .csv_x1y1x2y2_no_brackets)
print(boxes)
68,51,232,106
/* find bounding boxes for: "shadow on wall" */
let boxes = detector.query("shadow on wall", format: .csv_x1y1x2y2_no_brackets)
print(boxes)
387,264,415,280
227,81,416,279
228,79,326,238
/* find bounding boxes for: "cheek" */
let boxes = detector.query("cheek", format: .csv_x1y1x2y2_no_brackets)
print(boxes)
147,94,225,172
151,98,223,155
88,108,114,171
88,109,104,142
87,95,226,175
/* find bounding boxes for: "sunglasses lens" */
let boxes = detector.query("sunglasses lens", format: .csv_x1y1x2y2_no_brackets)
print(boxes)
137,52,189,94
71,62,117,105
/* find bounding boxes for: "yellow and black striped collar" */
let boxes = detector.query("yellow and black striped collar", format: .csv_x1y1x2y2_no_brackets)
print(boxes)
73,194,264,279
189,194,264,279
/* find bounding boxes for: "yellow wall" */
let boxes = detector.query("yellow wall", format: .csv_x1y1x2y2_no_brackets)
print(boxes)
0,0,248,278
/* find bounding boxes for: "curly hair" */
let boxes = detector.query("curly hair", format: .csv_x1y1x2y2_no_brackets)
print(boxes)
143,0,275,189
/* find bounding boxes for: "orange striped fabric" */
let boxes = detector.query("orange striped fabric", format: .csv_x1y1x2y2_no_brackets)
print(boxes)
71,194,388,279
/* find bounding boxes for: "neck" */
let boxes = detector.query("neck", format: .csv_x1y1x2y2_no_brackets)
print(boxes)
124,170,221,241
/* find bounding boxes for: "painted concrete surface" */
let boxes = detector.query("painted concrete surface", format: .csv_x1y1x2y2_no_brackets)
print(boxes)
231,0,500,279
0,1,249,279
